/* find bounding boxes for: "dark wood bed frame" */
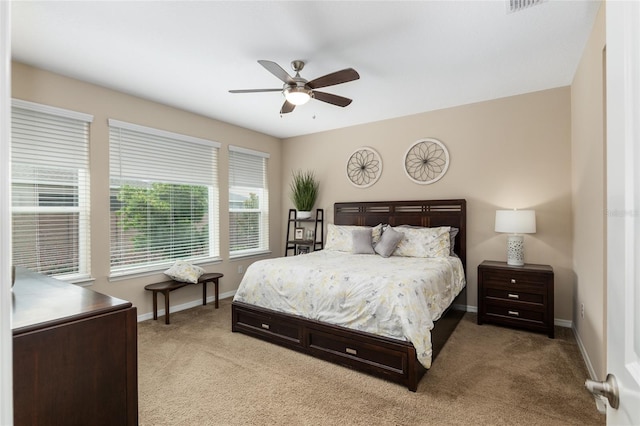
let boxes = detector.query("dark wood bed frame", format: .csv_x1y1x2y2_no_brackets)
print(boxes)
232,199,467,391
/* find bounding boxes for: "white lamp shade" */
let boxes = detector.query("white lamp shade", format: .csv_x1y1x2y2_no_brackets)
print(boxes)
495,210,536,234
284,87,311,105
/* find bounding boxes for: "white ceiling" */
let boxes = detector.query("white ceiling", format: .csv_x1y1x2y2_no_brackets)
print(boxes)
11,0,600,139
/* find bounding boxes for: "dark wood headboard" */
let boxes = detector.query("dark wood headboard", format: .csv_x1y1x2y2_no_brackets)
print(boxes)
334,199,467,269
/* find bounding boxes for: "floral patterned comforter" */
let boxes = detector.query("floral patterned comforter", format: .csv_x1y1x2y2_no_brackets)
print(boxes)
233,250,466,368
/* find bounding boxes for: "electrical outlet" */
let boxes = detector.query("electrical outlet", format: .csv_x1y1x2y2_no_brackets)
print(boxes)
237,265,244,274
581,303,585,319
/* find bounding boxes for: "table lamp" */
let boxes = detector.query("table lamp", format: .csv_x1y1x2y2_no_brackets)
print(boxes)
495,209,536,266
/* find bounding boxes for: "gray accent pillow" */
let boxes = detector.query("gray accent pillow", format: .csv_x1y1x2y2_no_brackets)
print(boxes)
449,227,459,256
374,227,404,258
352,228,375,254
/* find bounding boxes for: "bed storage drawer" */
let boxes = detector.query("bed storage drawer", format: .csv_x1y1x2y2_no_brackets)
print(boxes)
307,327,407,375
232,301,428,391
232,303,302,348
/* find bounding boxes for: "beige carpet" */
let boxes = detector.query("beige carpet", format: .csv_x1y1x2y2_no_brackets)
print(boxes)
137,299,604,425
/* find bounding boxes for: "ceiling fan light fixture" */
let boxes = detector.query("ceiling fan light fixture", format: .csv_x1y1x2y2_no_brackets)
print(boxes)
284,86,312,105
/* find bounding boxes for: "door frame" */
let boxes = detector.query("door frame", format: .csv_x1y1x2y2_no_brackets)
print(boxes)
0,1,13,424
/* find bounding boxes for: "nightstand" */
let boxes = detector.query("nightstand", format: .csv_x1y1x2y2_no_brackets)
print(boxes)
477,260,554,338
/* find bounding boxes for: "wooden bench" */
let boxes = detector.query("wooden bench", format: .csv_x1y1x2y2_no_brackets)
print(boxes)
144,272,223,324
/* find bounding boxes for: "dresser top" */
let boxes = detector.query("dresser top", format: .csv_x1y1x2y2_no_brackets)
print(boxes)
11,267,132,335
479,260,553,273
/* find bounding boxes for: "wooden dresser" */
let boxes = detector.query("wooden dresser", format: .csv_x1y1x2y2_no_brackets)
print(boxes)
12,267,138,425
477,260,554,338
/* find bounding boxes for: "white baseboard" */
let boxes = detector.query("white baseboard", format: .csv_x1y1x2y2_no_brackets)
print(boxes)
137,290,236,322
555,318,572,328
572,325,598,380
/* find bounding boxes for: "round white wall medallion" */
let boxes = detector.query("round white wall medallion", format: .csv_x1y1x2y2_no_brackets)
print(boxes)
346,147,382,188
403,138,450,184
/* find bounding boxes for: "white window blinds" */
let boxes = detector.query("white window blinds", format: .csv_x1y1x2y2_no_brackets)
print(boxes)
11,99,93,279
229,145,269,257
109,119,220,275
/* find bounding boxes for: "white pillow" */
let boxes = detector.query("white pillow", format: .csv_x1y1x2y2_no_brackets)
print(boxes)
164,260,205,284
392,226,451,258
324,223,383,252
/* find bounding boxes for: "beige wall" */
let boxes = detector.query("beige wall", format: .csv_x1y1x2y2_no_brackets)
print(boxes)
571,3,606,379
282,87,574,321
12,56,594,330
11,62,283,315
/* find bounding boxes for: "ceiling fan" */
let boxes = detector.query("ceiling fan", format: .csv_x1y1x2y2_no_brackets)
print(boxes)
229,60,360,114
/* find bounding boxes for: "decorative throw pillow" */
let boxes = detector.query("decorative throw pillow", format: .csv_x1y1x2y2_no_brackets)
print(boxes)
449,227,459,256
352,228,375,254
393,226,451,258
325,223,384,252
374,227,404,258
164,260,205,284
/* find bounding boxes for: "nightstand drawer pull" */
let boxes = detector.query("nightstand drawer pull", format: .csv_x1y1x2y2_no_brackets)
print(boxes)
346,348,358,355
508,310,520,317
261,323,270,330
510,279,516,284
508,293,520,299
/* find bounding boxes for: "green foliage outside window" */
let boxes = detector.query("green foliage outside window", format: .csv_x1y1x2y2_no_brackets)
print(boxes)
117,183,209,259
230,192,260,252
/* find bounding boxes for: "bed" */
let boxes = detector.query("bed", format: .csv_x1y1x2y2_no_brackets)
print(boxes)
231,199,467,391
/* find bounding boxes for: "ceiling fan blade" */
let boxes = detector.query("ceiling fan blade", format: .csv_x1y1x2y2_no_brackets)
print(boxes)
312,91,353,107
229,88,282,93
258,60,295,84
307,68,360,89
280,100,296,114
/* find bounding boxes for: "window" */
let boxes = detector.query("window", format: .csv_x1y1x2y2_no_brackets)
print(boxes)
109,119,220,276
11,99,93,279
228,146,269,257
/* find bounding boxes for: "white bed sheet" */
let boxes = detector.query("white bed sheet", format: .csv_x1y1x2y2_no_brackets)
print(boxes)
233,250,466,368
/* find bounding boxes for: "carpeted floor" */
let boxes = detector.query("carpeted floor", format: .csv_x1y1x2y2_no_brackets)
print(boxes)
137,299,604,425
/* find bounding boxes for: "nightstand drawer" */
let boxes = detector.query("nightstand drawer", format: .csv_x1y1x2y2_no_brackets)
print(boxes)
484,301,545,324
484,287,544,304
483,271,547,288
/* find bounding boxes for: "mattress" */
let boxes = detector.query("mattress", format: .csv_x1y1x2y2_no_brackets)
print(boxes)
233,250,466,368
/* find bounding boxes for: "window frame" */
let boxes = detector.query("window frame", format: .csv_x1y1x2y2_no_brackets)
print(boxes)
108,119,221,278
11,99,93,282
228,145,270,259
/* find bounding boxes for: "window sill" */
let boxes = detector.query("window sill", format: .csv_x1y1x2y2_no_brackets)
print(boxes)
109,257,222,282
229,250,272,261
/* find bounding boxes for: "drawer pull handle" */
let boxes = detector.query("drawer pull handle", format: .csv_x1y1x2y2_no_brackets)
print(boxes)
510,279,516,284
346,348,358,355
261,323,270,330
508,293,520,299
508,310,520,317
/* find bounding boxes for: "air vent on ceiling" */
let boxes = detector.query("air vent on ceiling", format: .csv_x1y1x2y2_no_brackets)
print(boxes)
507,0,545,13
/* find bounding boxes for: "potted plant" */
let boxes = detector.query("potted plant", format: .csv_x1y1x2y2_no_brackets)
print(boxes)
289,169,319,219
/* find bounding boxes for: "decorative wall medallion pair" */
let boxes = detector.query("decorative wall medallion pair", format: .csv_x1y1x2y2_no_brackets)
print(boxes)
346,138,450,188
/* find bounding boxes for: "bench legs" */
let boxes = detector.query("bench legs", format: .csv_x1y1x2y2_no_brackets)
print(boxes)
149,277,220,325
202,277,220,309
150,289,174,325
